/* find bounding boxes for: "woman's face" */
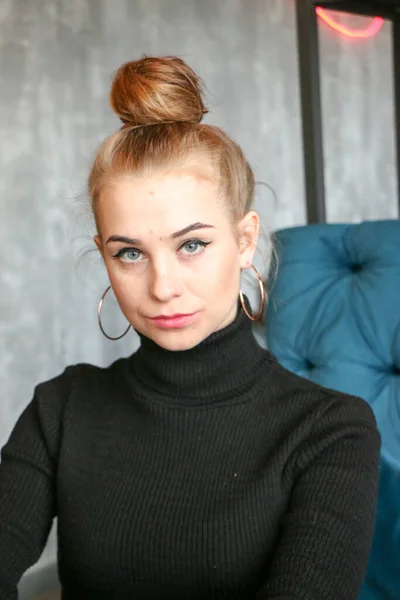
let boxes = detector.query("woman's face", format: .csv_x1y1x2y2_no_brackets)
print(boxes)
95,165,259,351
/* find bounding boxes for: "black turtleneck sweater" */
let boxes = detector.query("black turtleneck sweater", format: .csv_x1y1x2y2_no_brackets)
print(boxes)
0,306,380,600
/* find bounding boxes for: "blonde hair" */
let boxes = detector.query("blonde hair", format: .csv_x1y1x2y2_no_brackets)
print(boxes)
88,56,256,230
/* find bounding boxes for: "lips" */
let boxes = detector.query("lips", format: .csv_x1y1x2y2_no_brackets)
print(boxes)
148,311,200,330
151,313,195,320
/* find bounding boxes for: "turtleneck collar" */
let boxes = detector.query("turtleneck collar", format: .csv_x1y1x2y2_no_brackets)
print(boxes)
128,300,269,407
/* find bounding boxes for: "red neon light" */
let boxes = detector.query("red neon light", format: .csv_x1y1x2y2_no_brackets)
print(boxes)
316,7,384,38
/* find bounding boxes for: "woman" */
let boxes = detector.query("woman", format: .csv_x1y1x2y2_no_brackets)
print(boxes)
0,56,380,600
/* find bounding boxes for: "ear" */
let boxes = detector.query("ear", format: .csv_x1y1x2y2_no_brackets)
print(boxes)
94,234,104,259
237,211,259,269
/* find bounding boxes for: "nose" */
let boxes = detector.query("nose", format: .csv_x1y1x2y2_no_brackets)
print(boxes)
149,257,184,302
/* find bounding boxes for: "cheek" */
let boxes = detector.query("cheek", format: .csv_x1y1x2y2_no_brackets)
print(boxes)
104,262,142,314
191,245,240,295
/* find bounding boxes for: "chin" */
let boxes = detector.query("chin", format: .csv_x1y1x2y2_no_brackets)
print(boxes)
150,327,209,352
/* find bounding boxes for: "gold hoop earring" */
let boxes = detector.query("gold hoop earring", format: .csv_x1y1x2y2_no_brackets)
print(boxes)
239,264,265,322
97,286,131,340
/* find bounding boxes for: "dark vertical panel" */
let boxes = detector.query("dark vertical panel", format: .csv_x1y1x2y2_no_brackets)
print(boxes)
393,19,400,213
295,0,326,223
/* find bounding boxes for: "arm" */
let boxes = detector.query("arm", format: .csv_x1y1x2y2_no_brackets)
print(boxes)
255,394,381,600
0,368,72,600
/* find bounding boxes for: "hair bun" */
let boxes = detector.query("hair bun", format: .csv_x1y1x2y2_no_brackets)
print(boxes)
110,56,208,128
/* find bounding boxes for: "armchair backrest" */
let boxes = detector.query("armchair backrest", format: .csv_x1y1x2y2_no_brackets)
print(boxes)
265,220,400,599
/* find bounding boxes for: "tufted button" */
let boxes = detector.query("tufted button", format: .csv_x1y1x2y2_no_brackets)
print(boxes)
305,359,314,370
393,365,400,375
351,263,362,273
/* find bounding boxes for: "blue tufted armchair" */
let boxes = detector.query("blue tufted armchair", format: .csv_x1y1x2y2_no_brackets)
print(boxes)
265,219,400,600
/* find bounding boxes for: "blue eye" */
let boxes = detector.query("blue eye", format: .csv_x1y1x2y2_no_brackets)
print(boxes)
180,240,211,255
113,248,142,263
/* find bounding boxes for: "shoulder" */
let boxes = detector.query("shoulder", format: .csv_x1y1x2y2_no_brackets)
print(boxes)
266,353,376,422
36,354,127,395
33,357,127,421
263,353,380,454
28,358,127,458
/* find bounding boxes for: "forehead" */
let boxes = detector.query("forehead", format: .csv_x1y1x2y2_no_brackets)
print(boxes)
98,170,227,235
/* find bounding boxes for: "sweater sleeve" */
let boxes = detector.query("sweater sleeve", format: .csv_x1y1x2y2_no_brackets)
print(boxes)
255,393,381,600
0,367,72,600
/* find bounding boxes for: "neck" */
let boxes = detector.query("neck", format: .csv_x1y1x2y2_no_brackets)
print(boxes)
129,301,267,407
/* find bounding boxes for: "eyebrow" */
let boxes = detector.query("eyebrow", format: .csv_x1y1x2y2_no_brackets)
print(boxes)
106,222,214,245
